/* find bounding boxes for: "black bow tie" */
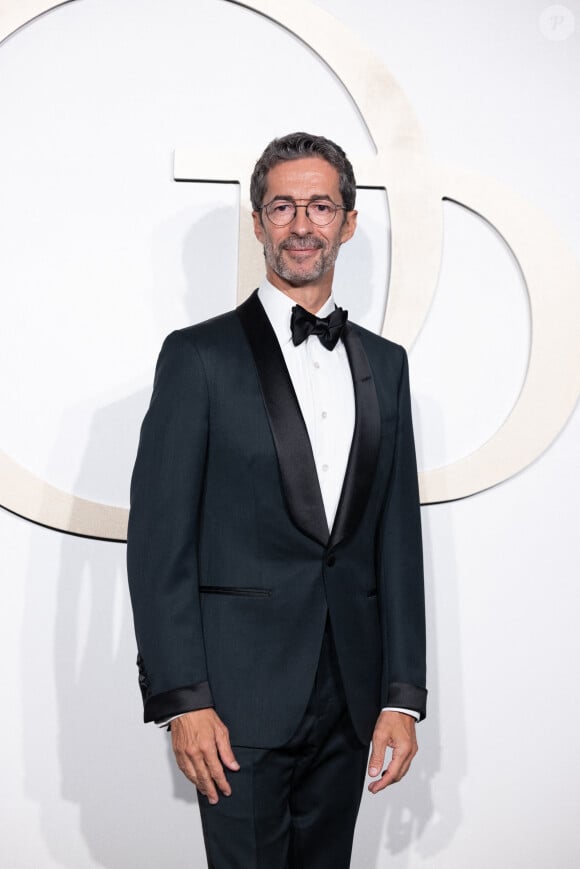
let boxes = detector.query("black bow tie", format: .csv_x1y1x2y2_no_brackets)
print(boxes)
290,304,348,351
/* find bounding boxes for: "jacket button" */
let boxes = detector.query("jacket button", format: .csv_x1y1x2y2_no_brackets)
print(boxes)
326,555,336,567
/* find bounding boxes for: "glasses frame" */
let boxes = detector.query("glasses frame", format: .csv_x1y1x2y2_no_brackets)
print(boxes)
258,197,347,227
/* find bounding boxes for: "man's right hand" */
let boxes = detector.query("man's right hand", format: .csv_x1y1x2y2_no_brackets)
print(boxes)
170,708,240,804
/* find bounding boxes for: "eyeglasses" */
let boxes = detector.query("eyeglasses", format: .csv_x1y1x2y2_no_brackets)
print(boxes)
259,198,347,227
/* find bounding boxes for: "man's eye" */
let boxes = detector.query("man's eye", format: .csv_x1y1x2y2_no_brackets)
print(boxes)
272,202,293,213
312,202,333,213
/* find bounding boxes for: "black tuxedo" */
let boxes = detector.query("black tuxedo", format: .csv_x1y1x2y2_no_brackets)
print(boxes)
127,289,426,749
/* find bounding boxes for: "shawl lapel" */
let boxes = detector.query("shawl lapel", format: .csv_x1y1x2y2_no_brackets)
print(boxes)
328,323,381,549
237,291,329,547
237,290,380,551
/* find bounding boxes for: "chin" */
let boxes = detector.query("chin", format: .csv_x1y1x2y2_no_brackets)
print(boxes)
284,269,322,285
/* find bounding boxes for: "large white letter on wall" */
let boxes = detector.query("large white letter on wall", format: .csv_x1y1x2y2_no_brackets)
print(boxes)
1,0,579,538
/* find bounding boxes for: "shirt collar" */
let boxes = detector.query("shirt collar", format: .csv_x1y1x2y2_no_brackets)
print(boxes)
257,278,337,346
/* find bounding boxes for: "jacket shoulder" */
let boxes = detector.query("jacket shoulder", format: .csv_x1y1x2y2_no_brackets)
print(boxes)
175,308,241,344
348,320,407,362
159,309,244,360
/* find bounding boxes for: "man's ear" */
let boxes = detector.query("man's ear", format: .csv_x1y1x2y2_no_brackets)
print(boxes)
252,211,266,244
340,210,358,245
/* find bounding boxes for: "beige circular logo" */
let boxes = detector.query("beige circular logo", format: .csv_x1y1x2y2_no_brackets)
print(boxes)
1,0,579,539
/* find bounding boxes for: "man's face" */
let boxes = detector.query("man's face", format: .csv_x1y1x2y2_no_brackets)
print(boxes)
252,156,357,288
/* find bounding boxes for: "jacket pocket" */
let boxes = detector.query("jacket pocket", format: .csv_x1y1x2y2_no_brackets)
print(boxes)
367,588,378,598
199,585,272,598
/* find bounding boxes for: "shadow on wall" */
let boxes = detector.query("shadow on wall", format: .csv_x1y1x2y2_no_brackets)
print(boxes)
18,207,243,868
20,387,202,869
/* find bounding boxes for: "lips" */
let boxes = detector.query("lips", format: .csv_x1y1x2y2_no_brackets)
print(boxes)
286,247,318,256
282,241,324,261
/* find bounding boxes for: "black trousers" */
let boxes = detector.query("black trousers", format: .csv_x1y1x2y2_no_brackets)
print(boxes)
198,622,369,868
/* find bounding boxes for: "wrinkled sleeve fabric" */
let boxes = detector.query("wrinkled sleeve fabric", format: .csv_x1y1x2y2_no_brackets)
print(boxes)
127,330,214,723
377,347,427,720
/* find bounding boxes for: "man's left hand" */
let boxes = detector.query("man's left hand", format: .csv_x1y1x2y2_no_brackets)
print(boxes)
367,710,418,794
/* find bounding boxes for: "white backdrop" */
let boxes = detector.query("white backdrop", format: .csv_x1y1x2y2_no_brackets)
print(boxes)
1,1,579,866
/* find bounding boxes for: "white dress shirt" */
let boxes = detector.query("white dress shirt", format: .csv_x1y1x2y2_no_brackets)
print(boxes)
158,279,419,724
257,279,355,531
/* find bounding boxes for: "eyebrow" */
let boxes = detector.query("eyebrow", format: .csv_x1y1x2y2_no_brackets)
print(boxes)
269,194,334,203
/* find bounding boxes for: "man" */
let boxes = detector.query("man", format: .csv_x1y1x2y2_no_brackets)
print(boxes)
127,132,427,868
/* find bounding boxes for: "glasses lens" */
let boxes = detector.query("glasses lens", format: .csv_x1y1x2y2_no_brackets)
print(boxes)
265,201,296,226
306,200,338,225
263,199,340,226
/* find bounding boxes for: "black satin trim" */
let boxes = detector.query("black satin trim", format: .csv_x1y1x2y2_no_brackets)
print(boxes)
144,680,214,723
237,291,329,547
329,324,381,549
386,682,428,721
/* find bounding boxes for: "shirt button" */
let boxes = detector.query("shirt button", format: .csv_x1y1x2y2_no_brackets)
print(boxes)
326,555,336,567
322,464,329,472
321,411,328,419
314,361,320,369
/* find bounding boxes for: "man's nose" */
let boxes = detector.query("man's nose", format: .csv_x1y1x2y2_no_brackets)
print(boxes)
290,205,312,234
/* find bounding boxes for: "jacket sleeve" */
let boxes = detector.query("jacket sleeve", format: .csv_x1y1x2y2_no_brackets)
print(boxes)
127,330,214,723
377,347,427,720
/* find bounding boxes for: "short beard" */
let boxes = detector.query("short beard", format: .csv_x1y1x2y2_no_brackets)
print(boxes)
263,234,341,286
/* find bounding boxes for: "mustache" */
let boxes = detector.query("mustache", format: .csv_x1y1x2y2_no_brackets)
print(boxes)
281,236,324,251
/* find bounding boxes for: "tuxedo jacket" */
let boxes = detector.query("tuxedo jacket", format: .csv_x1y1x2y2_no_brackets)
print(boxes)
127,290,427,747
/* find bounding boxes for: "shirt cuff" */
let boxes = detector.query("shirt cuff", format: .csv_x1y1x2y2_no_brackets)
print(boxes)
381,706,420,721
155,714,185,728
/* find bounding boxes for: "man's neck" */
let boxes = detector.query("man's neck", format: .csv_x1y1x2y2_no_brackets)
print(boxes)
265,269,333,315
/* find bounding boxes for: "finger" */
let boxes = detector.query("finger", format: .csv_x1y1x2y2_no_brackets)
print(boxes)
368,738,387,778
173,745,199,786
368,744,417,793
197,734,232,796
198,779,220,805
216,726,240,771
204,749,232,797
195,761,220,805
368,760,402,793
180,745,219,801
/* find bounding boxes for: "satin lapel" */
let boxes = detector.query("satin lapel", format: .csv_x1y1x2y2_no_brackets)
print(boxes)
237,290,329,547
329,324,381,550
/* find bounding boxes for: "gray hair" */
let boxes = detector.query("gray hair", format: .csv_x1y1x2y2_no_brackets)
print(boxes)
250,132,357,213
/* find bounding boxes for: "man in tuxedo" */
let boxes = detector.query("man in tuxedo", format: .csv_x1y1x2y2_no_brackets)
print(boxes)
127,132,427,868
